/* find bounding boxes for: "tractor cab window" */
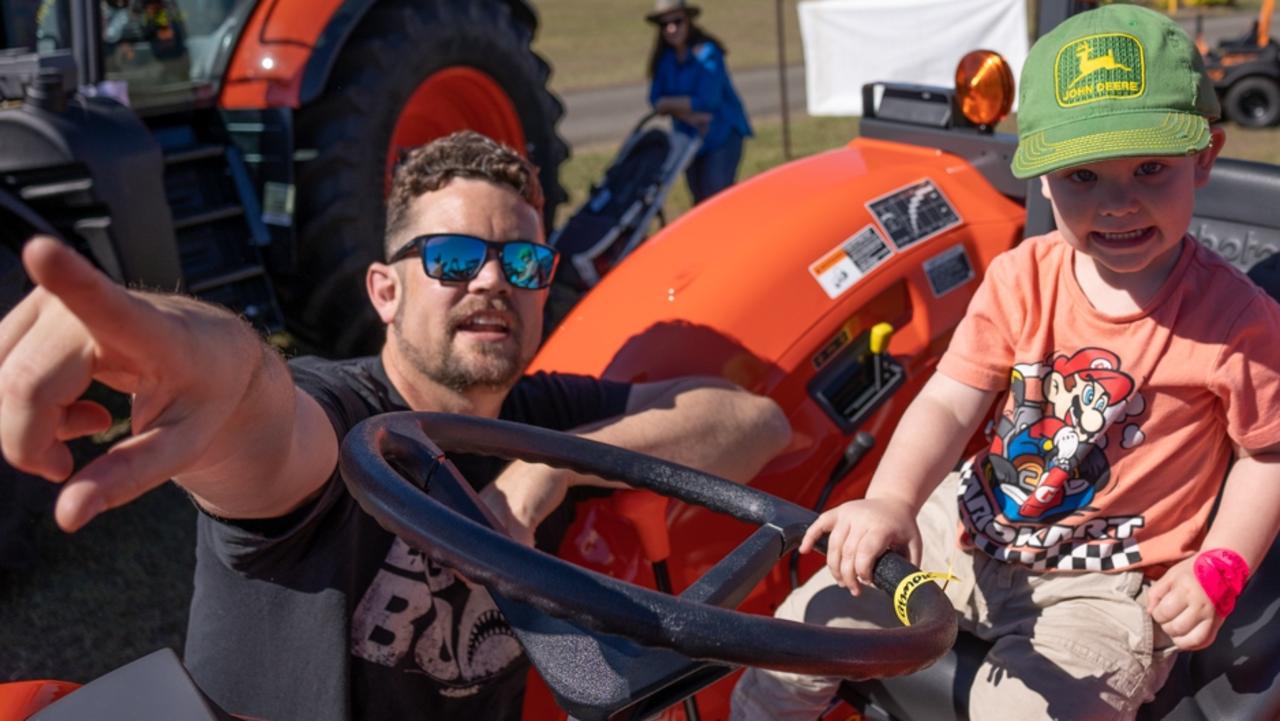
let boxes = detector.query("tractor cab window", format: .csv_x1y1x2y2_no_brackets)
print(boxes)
3,0,249,111
1,0,65,51
103,0,248,110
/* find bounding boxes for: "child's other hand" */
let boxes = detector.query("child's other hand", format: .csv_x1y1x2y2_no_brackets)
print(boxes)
1148,557,1225,651
799,498,920,597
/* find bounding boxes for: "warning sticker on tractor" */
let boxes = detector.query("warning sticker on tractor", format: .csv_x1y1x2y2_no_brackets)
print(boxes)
866,179,962,251
923,245,975,297
809,225,893,299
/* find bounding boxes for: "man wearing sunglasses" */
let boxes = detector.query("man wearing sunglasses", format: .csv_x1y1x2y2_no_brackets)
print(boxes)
0,130,789,721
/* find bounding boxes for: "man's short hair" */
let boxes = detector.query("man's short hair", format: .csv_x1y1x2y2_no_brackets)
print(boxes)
384,130,544,254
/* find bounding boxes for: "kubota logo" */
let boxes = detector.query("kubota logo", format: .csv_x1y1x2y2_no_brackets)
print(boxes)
1055,33,1145,107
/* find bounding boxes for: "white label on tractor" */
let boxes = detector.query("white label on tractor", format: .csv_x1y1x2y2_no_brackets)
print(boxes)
866,178,963,251
809,225,893,299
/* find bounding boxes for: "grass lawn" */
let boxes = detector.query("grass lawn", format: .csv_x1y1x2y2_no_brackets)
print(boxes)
0,481,196,681
1219,122,1280,164
534,0,805,94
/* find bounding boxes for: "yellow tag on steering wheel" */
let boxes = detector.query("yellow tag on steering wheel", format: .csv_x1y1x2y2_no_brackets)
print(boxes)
893,571,956,626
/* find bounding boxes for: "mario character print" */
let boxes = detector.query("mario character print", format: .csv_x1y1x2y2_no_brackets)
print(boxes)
983,345,1136,522
987,348,1135,523
959,348,1150,571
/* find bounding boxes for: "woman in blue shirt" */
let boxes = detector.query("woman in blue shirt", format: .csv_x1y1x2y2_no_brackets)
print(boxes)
646,0,753,204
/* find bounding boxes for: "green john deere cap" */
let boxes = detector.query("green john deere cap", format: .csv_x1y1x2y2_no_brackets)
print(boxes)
1011,4,1220,179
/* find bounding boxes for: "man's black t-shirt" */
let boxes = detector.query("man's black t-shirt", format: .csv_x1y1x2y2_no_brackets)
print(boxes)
185,355,630,721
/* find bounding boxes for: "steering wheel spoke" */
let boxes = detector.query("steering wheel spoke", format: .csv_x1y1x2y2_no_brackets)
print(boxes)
678,525,785,607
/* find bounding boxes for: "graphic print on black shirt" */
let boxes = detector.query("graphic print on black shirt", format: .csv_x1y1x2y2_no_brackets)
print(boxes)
185,355,631,721
351,537,523,696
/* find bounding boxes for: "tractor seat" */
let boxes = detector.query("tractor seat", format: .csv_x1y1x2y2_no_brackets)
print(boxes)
1190,157,1280,289
1216,22,1262,52
840,535,1280,721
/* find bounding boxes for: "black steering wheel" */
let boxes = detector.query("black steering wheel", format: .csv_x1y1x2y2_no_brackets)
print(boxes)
339,412,956,719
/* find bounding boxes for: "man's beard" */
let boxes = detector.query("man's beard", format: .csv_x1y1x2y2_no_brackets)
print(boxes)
394,297,529,394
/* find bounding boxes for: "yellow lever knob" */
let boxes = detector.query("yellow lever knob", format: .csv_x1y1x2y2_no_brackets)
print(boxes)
869,322,895,355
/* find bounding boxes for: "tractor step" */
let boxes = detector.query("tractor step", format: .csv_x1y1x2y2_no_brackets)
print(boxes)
160,134,283,333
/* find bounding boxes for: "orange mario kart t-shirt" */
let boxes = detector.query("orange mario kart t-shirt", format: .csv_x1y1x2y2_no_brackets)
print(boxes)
938,232,1280,575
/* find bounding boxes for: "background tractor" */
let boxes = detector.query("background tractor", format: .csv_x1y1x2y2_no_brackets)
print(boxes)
1201,0,1280,127
0,0,567,357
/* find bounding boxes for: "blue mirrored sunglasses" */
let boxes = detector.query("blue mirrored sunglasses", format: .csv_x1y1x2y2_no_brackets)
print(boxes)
388,233,559,290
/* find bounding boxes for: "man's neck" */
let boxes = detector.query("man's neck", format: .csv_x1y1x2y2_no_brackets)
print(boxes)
380,345,508,418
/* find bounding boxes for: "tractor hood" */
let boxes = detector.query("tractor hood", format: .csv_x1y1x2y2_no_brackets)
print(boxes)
532,135,1025,399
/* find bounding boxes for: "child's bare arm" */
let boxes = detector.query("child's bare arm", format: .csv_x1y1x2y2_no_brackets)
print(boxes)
1149,441,1280,650
1200,442,1280,568
800,372,998,593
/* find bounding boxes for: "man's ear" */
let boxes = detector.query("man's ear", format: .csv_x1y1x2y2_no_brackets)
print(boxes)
1195,125,1227,187
1040,175,1052,200
367,262,401,325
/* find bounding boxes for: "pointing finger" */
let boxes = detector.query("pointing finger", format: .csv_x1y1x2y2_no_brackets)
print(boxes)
22,236,166,352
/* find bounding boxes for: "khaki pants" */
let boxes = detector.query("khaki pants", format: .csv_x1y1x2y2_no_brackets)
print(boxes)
731,472,1178,721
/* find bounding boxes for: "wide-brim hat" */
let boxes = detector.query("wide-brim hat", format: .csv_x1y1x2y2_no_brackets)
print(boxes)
646,0,701,23
1010,4,1220,179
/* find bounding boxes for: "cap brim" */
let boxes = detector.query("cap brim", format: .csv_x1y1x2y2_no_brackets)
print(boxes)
1011,110,1210,179
646,7,700,22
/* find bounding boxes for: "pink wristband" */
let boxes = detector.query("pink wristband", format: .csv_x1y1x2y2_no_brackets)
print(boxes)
1193,548,1250,617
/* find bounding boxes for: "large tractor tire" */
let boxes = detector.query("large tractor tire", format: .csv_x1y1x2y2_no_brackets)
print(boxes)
289,0,568,357
1223,75,1280,128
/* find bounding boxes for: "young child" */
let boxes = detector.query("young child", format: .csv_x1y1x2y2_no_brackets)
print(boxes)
731,5,1280,720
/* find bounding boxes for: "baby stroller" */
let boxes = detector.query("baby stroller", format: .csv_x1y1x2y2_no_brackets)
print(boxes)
544,113,700,332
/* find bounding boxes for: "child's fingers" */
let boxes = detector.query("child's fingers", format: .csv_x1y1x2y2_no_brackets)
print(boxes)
1169,615,1217,652
1150,587,1189,626
823,517,851,579
800,509,836,553
1146,577,1171,614
1158,602,1201,639
838,526,867,595
854,528,889,588
907,532,923,568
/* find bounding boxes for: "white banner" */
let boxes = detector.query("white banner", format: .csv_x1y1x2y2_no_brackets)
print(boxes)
799,0,1028,116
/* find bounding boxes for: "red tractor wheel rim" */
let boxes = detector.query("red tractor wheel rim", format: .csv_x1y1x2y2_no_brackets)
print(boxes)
388,67,528,182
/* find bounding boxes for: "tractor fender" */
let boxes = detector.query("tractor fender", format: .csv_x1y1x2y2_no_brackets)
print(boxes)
0,97,182,289
296,0,539,106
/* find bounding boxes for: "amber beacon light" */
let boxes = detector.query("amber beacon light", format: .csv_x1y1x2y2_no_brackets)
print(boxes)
955,50,1015,128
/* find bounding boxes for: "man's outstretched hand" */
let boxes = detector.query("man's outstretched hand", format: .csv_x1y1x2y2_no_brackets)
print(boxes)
0,237,265,531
